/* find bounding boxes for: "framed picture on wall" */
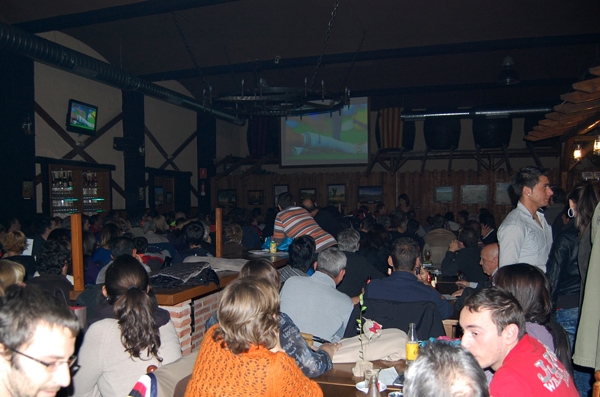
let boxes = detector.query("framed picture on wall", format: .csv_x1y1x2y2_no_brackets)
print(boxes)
218,189,237,207
247,190,264,205
358,186,383,203
434,186,454,203
299,188,316,202
22,180,34,200
166,192,172,204
154,186,164,206
495,182,512,205
274,185,288,204
461,185,489,204
328,184,346,205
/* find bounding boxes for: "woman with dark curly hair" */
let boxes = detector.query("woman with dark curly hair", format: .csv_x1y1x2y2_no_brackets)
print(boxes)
186,277,323,397
73,255,181,396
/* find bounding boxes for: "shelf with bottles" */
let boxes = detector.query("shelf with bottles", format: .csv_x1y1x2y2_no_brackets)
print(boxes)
82,171,102,197
52,197,79,214
51,169,76,198
82,196,105,215
38,157,115,218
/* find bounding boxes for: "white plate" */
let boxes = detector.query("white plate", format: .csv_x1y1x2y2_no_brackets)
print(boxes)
442,294,458,301
248,250,288,256
248,250,269,255
355,381,387,393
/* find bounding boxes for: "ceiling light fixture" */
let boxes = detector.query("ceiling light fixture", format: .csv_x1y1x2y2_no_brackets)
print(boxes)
497,56,520,86
594,135,600,156
573,143,582,160
174,0,350,119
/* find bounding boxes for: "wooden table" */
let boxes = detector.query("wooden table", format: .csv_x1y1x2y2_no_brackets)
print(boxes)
315,361,405,397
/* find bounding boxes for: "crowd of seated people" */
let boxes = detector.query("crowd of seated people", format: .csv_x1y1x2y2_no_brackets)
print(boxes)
1,178,599,396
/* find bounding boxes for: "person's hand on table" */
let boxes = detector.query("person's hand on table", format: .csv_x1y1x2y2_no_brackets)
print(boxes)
455,280,470,289
452,289,464,297
317,342,342,358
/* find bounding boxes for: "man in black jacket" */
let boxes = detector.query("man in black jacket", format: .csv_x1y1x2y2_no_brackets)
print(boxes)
301,198,344,239
441,227,487,284
336,228,384,301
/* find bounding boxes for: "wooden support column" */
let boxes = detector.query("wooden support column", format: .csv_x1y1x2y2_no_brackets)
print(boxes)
70,213,84,293
420,147,429,174
447,147,455,175
215,208,222,258
501,145,512,173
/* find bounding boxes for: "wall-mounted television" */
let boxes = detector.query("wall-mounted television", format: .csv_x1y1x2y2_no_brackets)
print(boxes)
280,97,369,167
66,99,98,135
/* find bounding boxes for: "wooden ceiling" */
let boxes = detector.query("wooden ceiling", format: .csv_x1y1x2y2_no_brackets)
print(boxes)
525,66,600,142
1,0,600,137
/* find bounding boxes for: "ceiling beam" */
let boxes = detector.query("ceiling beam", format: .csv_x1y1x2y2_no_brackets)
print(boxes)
15,0,238,33
140,34,600,82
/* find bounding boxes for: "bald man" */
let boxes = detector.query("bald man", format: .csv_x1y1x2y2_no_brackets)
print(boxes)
451,243,499,315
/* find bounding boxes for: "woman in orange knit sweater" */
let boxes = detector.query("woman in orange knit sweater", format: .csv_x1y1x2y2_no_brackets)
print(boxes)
184,277,323,397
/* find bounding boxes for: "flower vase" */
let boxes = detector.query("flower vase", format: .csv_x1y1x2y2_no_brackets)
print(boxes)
352,360,373,378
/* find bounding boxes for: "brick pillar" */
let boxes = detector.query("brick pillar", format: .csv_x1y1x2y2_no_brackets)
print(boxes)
191,290,223,351
160,290,224,356
160,299,192,356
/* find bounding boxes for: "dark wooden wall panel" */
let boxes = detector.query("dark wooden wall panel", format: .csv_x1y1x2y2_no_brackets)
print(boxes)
211,168,560,226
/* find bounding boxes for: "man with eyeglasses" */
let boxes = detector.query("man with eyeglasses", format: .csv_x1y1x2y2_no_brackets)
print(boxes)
0,284,80,397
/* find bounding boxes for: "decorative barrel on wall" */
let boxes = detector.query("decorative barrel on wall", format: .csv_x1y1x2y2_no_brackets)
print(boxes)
472,117,512,148
246,116,280,157
375,107,415,151
423,116,461,150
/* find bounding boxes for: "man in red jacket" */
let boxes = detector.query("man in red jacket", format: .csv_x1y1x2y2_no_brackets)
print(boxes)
460,287,578,397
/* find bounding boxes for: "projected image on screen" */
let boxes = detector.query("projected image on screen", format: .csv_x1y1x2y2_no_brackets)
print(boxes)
281,97,369,167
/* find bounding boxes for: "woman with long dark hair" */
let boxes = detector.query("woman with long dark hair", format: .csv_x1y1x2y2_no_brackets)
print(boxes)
570,180,600,395
73,255,181,396
91,222,122,267
494,263,573,377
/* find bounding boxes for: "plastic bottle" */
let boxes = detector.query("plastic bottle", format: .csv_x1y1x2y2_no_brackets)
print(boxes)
406,322,419,365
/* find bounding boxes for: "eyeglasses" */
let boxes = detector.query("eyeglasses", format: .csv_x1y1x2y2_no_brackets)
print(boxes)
6,347,78,372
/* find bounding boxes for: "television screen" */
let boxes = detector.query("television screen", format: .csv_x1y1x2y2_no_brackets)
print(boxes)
280,97,369,167
66,99,98,135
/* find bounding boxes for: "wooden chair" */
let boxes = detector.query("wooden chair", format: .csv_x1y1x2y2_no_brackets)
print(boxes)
345,299,446,340
442,319,459,338
593,370,600,397
300,332,314,347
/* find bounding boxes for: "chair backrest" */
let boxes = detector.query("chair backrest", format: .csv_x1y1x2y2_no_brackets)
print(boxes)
361,299,446,340
147,242,176,258
592,370,600,397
